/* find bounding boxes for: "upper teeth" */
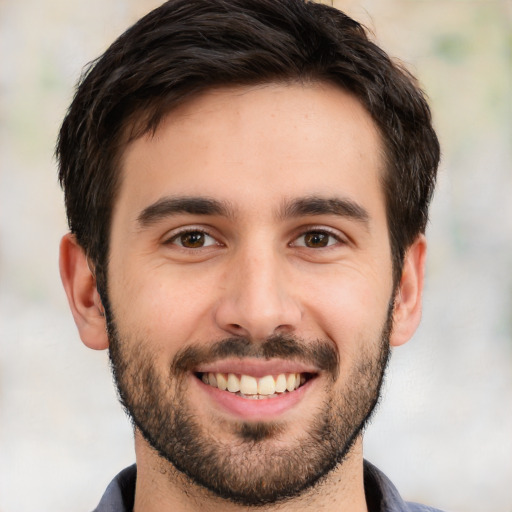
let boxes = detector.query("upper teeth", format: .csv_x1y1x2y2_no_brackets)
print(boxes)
201,372,305,396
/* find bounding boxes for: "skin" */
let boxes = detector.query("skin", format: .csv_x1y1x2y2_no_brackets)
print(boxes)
60,82,426,512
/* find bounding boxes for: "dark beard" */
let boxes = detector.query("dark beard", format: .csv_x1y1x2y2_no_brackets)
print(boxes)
107,315,391,506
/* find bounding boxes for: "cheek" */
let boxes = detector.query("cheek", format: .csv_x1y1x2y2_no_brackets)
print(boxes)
300,265,392,351
109,260,219,351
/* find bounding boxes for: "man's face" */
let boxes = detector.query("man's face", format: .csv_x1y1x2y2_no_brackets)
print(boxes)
107,83,395,504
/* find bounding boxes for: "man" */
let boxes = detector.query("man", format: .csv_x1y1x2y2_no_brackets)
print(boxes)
56,0,442,510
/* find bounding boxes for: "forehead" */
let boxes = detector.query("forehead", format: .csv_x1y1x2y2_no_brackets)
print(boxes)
115,82,385,222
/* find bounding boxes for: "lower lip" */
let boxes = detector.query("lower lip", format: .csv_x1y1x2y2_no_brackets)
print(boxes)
193,375,313,421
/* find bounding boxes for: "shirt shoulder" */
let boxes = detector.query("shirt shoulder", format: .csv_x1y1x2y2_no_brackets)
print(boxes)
91,464,136,512
404,504,448,512
364,460,447,512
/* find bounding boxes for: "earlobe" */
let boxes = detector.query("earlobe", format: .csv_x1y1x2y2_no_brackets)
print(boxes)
59,233,109,350
389,235,427,347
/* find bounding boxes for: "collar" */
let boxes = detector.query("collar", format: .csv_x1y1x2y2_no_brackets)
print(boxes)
93,460,443,512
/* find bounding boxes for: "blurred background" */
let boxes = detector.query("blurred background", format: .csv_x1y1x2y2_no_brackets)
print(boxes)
0,0,511,510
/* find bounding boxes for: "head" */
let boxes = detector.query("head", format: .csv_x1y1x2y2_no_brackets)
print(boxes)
57,0,439,506
57,0,439,297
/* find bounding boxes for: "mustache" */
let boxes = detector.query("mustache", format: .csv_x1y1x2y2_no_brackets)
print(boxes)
172,334,340,380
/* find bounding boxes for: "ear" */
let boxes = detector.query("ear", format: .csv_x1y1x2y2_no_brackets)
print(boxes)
59,233,109,350
389,234,427,347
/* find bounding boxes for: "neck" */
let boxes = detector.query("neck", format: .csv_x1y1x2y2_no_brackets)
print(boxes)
132,431,368,512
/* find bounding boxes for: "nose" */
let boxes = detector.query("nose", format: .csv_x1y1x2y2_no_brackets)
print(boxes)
214,245,302,341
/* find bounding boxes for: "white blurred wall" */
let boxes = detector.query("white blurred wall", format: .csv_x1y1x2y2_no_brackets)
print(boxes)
0,1,511,511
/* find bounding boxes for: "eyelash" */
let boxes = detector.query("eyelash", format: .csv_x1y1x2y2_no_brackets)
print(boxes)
165,228,220,249
290,228,345,249
164,226,346,250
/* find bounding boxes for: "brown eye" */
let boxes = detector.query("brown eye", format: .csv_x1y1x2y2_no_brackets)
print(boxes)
293,231,339,248
304,232,330,248
181,232,205,248
172,231,217,248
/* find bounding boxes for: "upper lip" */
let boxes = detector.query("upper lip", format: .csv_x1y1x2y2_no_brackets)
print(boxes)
195,358,319,378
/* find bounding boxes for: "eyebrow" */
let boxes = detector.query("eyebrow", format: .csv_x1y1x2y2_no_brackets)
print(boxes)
137,194,370,228
278,196,370,226
137,196,234,227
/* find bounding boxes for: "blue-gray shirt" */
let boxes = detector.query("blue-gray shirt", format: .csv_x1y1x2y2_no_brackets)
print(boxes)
92,460,445,512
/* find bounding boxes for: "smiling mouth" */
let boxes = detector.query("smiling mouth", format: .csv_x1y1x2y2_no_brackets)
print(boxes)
196,372,315,399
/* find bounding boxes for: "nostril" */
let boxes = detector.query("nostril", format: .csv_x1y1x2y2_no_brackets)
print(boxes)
228,323,246,333
275,324,295,334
